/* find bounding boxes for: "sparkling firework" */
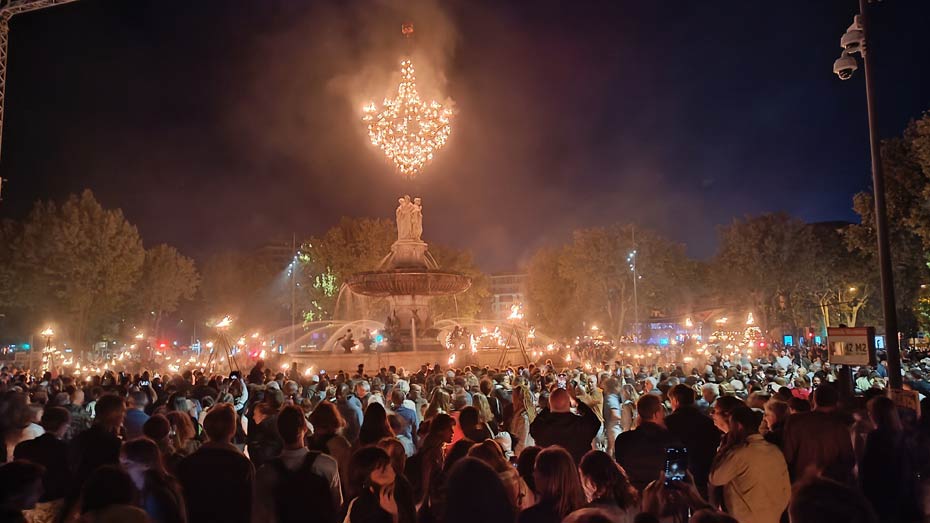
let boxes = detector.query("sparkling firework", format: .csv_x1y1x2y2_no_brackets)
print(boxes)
363,59,453,177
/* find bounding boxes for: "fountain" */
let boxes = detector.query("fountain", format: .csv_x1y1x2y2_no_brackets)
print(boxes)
345,195,471,351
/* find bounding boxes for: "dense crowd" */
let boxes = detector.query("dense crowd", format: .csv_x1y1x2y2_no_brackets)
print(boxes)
1,343,929,523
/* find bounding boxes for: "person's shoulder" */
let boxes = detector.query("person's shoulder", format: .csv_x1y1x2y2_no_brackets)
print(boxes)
614,428,640,444
311,450,339,471
12,437,37,457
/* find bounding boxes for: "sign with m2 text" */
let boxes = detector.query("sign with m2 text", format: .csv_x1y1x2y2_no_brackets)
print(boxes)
826,327,876,366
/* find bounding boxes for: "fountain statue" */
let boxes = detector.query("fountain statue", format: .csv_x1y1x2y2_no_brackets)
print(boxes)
395,195,422,241
346,196,471,351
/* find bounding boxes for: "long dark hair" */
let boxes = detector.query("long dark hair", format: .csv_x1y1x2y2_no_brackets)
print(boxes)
534,446,585,517
358,402,394,446
444,458,515,523
347,446,392,500
80,465,137,513
868,396,903,433
579,450,638,509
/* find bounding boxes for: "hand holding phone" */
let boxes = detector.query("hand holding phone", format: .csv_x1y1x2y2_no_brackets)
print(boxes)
664,446,688,487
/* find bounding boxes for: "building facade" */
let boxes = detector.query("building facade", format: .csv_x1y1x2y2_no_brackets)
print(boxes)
489,273,527,319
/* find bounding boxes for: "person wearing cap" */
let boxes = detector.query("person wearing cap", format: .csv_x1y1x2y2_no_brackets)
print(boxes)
709,406,790,523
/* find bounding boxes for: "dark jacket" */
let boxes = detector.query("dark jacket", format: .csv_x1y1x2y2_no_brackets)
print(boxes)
177,444,254,523
614,422,680,492
664,405,721,494
860,428,921,522
141,471,187,523
530,401,601,463
337,397,364,444
764,421,786,449
70,425,122,488
782,410,855,484
246,416,283,470
14,433,71,501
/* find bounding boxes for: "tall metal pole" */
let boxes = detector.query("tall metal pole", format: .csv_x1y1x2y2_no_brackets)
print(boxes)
291,233,297,353
630,227,639,341
858,0,902,389
0,0,80,200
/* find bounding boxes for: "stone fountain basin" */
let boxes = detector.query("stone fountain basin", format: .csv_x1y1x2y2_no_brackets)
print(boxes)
346,270,471,297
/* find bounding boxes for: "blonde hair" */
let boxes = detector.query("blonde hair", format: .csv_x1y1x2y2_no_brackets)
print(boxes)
424,388,451,420
513,384,536,423
473,393,494,424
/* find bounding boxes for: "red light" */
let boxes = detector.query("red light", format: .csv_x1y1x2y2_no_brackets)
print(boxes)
759,342,766,348
159,343,166,348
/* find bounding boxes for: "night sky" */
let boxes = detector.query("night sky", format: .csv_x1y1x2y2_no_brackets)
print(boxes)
2,0,929,272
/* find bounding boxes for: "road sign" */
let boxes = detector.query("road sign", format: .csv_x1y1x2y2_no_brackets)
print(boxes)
826,327,876,366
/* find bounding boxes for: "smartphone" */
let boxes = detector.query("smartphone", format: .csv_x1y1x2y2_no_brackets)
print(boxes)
140,380,150,387
557,374,567,389
664,446,688,486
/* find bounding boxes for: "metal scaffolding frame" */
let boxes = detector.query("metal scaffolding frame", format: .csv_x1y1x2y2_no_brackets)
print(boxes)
0,0,79,199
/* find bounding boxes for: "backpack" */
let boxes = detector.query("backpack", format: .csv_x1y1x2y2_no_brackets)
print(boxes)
271,451,336,523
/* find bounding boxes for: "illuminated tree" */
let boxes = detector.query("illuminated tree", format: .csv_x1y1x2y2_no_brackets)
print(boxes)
4,190,144,345
133,244,200,337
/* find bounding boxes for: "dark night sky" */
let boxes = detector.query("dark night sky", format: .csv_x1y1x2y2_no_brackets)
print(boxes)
2,0,929,272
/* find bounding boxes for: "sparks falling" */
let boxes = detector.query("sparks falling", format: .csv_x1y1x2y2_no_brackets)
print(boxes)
363,59,453,177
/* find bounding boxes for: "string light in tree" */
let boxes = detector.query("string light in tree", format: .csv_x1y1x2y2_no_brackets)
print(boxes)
363,25,453,177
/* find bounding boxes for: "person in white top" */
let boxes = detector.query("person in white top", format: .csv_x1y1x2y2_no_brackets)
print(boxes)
709,406,790,523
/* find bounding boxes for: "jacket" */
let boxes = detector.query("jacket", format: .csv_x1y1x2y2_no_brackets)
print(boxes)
664,405,721,494
529,401,601,464
782,409,855,483
708,434,790,523
613,422,679,492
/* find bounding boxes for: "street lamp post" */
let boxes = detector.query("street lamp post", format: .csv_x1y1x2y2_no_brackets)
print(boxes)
833,0,902,389
628,248,639,342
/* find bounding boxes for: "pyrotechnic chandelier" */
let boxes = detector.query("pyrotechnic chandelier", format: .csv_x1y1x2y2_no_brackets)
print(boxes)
363,27,453,178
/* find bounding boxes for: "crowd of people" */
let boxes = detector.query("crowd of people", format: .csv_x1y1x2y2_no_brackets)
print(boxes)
0,343,928,523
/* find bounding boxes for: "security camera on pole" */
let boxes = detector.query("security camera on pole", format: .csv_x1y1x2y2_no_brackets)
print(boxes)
831,0,903,390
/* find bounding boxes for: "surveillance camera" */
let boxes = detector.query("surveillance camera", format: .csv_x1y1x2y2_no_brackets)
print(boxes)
840,29,864,54
833,52,858,80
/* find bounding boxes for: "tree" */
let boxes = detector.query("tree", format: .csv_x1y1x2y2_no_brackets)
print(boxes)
133,244,200,337
806,223,877,331
525,245,579,338
429,244,489,320
297,217,395,321
5,190,144,345
845,112,930,337
198,250,281,325
526,225,692,339
714,213,816,334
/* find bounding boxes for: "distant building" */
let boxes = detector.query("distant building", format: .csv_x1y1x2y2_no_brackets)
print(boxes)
489,273,527,319
254,240,295,268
